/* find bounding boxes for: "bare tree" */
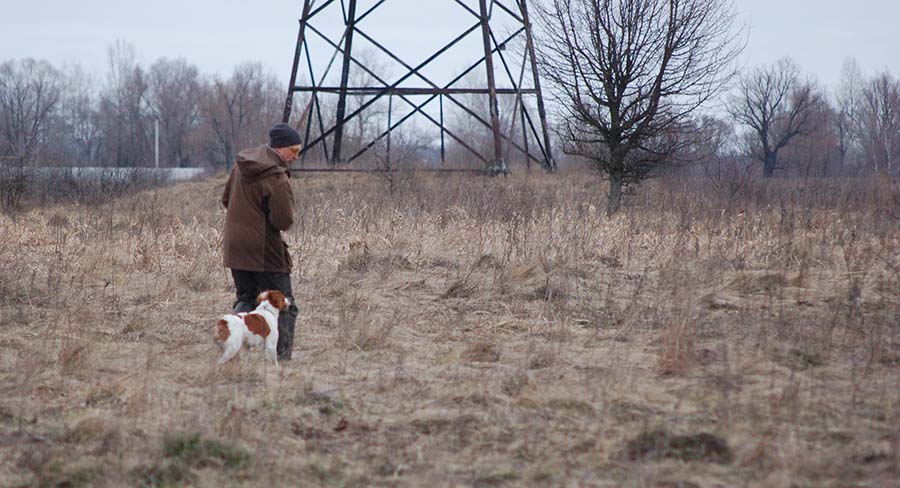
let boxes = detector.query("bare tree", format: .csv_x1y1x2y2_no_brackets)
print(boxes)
780,97,836,179
693,116,755,196
98,41,151,166
0,58,65,162
535,0,741,214
147,58,201,167
47,65,104,166
834,58,864,173
859,71,900,174
199,62,281,169
0,58,65,211
730,58,819,177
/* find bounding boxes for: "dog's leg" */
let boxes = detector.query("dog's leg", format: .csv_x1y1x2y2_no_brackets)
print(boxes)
268,349,279,368
264,329,279,367
266,340,279,367
218,338,241,364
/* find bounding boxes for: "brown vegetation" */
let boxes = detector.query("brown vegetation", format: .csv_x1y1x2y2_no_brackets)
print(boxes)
0,170,898,486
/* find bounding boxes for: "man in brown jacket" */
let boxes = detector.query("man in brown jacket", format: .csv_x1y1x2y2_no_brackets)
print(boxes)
221,123,301,360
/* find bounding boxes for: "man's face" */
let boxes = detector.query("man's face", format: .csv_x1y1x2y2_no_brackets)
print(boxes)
278,145,301,163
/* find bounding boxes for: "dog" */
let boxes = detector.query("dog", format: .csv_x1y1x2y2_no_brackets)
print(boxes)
214,290,289,366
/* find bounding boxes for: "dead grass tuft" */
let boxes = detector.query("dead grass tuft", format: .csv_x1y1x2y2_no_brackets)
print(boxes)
527,349,557,370
29,459,104,488
57,335,92,378
620,429,734,464
84,382,126,408
162,433,250,469
342,240,372,272
410,413,479,436
348,320,395,352
462,340,501,363
607,400,659,423
657,316,698,376
442,278,478,299
65,416,114,445
133,433,252,487
545,397,595,416
500,370,531,396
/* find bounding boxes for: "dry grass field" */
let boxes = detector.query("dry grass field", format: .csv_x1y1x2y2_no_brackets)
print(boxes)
0,170,898,487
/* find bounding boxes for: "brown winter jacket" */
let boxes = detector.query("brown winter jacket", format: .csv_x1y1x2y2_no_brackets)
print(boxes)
221,145,295,272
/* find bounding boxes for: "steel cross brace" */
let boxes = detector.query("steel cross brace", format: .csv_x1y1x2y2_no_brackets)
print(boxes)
348,23,542,165
283,0,554,170
297,18,488,162
304,20,497,165
302,20,534,165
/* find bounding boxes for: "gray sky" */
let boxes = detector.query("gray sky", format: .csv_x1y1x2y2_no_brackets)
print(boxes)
1,0,898,90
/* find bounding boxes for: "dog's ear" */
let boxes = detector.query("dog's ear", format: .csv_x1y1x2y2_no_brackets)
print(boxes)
268,290,288,310
214,319,230,343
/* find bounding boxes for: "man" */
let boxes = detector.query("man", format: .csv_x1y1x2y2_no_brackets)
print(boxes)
221,123,301,360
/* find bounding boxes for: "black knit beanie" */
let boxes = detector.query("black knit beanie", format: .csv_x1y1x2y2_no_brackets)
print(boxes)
269,123,302,148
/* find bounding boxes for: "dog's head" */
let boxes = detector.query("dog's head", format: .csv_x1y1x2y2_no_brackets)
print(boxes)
213,319,230,347
257,290,290,311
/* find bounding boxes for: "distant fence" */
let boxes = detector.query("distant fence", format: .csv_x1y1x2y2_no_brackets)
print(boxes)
0,166,211,210
28,167,207,182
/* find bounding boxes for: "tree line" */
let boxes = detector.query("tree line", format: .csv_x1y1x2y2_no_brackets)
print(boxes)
0,41,287,170
1,6,898,207
534,0,899,213
729,57,899,179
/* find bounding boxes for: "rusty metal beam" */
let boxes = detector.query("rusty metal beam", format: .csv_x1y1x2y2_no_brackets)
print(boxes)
283,0,313,124
519,0,555,170
331,0,357,164
479,0,505,170
290,87,538,95
290,167,486,174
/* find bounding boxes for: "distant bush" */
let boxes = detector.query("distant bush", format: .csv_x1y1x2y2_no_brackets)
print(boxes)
0,166,207,213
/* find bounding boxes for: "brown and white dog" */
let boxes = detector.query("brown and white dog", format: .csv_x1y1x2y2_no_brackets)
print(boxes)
214,290,289,366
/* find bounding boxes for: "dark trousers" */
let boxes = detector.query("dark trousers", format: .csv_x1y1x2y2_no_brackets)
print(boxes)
231,269,298,360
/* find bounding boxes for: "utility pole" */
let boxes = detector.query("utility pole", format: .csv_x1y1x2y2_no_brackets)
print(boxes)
154,119,159,169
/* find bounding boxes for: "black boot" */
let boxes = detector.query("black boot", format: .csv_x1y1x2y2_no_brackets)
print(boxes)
277,303,298,360
232,300,255,314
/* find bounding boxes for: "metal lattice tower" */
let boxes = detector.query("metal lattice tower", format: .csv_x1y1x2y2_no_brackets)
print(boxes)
282,0,555,172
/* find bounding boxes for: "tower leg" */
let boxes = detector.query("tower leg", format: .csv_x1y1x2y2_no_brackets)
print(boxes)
520,0,555,171
521,103,530,171
332,0,358,165
283,0,314,124
478,0,506,173
440,95,446,164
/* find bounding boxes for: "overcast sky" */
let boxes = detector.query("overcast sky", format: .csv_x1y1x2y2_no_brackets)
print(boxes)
1,0,898,91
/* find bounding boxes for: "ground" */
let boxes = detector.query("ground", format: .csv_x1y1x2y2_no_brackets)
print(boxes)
0,171,898,487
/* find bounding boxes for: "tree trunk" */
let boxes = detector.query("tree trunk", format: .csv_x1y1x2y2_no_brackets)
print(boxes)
763,151,777,177
607,167,624,216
